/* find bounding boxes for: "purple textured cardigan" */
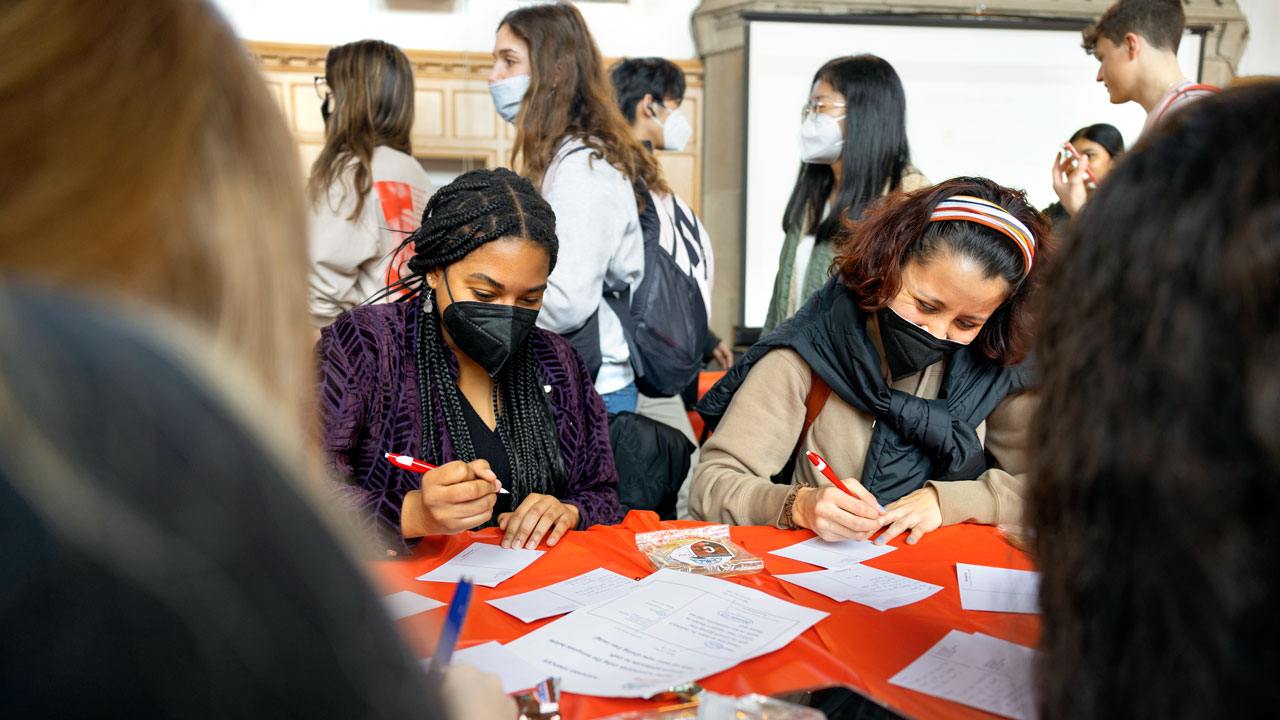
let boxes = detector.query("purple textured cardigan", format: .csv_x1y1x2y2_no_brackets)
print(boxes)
318,298,623,553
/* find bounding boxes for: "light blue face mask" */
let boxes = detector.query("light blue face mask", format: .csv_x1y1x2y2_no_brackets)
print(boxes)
489,74,530,123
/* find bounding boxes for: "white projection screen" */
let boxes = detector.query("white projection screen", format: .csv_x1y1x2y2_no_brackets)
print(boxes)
740,15,1204,327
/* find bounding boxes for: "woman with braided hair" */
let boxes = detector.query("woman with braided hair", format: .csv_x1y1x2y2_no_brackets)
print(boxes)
319,168,623,554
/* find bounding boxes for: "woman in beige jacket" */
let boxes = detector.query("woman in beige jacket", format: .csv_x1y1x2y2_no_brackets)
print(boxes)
693,177,1052,545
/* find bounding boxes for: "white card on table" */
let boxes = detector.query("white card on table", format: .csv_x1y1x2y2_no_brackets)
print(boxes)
769,537,897,568
956,563,1041,614
415,542,545,588
775,564,942,611
487,567,638,623
889,629,1037,720
504,569,827,698
382,590,446,620
420,641,549,694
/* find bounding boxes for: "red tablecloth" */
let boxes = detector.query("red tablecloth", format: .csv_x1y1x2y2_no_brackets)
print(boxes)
370,511,1038,720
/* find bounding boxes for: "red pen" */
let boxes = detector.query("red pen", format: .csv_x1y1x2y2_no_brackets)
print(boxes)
384,452,509,493
805,450,883,512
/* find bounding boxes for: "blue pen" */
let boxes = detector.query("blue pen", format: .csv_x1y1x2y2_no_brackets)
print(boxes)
431,577,473,667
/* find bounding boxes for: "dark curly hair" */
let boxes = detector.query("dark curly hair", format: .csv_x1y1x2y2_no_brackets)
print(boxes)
1030,84,1280,719
833,177,1053,364
386,168,566,509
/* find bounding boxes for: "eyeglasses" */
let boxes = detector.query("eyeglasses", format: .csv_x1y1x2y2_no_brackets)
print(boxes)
314,76,330,101
801,100,847,120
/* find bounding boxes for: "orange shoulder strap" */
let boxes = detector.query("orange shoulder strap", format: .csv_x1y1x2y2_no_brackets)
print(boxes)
792,370,832,460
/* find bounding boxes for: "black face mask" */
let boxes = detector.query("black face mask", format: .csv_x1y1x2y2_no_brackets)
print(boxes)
876,307,966,381
438,272,539,377
320,94,332,125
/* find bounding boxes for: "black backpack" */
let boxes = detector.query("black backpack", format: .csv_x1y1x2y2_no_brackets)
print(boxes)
604,187,709,398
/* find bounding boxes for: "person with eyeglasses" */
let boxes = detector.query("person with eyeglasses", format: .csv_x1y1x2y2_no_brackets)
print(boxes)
306,40,434,329
764,55,928,331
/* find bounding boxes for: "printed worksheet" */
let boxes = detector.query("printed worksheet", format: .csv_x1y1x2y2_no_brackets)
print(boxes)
382,590,445,620
487,567,638,623
889,629,1037,720
769,537,897,568
420,642,549,694
415,542,545,588
775,564,942,611
956,563,1041,614
504,569,828,697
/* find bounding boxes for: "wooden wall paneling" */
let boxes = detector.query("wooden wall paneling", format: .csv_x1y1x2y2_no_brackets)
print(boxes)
412,89,446,138
247,42,703,212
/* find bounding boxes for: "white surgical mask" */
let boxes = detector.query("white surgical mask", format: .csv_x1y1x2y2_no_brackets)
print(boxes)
654,106,693,152
798,113,845,164
489,74,530,123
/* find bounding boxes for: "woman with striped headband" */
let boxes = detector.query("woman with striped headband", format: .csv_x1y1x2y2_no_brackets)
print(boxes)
692,177,1051,545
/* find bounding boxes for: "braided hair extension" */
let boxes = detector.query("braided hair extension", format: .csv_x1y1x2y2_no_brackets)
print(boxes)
403,168,566,511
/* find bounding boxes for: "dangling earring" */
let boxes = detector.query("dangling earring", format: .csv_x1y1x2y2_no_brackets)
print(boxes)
422,286,435,313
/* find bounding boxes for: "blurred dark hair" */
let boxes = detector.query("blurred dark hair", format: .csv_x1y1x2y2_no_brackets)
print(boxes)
609,57,687,123
1083,0,1185,53
835,177,1052,365
0,284,438,719
783,55,912,244
1069,123,1126,158
1030,84,1280,719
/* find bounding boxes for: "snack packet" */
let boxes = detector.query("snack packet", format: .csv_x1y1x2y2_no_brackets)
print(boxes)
634,525,763,577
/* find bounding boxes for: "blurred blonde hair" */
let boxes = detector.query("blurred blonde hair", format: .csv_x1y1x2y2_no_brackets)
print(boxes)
0,0,313,431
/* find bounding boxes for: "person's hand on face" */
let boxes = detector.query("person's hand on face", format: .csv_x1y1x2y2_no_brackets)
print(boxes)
1073,137,1114,182
499,494,580,549
417,460,502,535
1052,151,1090,216
874,486,943,546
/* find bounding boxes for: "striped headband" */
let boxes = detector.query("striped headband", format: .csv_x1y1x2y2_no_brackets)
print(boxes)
929,195,1036,274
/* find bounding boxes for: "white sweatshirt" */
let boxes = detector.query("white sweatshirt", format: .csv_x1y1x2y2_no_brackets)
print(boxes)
307,146,433,327
538,138,645,395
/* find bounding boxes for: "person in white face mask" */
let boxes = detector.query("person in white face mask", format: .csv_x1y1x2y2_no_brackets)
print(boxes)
609,56,731,520
609,57,729,370
487,2,664,418
765,55,930,331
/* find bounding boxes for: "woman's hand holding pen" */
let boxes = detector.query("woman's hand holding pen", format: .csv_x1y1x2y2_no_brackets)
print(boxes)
792,481,884,541
401,459,502,537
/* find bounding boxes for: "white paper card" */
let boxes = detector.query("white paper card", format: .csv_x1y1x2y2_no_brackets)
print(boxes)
504,569,828,697
889,630,1038,720
487,568,638,623
769,537,897,568
382,590,446,620
416,542,545,588
421,642,549,694
956,563,1041,614
775,564,943,611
